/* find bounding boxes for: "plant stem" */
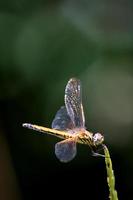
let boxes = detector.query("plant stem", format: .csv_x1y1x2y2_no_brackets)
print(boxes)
103,145,119,200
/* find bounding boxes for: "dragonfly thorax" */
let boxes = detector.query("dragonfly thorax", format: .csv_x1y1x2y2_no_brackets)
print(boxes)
78,131,104,147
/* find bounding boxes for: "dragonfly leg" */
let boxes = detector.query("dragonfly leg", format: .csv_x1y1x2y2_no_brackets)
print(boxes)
92,150,105,157
91,144,105,157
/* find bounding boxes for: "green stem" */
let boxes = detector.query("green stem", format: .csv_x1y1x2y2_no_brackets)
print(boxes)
103,145,119,200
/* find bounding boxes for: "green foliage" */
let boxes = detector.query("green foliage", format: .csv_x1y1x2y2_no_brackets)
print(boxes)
104,145,118,200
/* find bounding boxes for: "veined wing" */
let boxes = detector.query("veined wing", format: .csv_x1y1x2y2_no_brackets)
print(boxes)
65,78,85,128
22,123,72,139
51,106,74,130
55,138,77,162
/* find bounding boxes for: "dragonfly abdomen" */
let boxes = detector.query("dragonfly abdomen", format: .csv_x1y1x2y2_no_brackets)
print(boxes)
22,123,73,139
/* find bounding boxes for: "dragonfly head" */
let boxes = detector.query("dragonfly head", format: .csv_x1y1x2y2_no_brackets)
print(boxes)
92,133,104,146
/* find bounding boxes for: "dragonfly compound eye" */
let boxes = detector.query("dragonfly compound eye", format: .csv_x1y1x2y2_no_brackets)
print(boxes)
92,133,104,146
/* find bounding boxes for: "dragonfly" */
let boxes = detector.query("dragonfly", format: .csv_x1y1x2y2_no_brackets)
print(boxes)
22,78,104,162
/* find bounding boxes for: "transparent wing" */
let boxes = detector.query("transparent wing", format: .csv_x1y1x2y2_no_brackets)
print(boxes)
65,78,85,128
51,106,74,130
55,139,77,162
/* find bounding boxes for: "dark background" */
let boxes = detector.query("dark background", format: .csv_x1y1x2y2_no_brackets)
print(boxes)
0,1,133,199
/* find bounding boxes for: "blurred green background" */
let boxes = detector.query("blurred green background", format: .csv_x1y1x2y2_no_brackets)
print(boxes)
0,0,133,199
